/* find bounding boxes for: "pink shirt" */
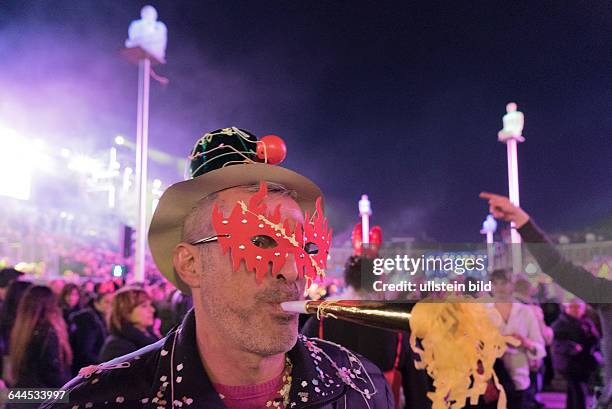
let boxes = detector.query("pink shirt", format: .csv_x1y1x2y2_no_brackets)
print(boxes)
214,372,284,409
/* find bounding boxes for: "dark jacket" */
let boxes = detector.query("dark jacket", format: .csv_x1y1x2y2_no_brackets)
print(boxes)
62,306,80,325
13,323,71,388
68,307,108,375
41,309,393,408
99,323,159,362
551,312,599,379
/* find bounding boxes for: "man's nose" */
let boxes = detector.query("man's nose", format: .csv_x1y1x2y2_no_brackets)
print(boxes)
275,253,300,283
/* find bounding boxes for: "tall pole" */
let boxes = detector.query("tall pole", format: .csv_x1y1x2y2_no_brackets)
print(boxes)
481,214,497,272
134,58,151,283
123,5,167,283
359,195,371,245
498,102,525,275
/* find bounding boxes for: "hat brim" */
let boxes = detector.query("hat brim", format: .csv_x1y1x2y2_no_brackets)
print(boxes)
148,163,323,293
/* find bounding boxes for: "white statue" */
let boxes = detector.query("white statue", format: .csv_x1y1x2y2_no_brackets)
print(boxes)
497,102,525,142
125,5,167,62
359,194,372,217
480,214,497,235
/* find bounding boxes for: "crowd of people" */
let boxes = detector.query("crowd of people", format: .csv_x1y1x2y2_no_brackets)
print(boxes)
0,199,162,282
0,253,605,409
0,269,193,406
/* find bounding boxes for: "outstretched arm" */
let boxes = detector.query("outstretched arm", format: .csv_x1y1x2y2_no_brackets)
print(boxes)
479,192,612,303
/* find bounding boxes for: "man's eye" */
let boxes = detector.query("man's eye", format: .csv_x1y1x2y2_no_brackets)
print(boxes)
250,235,278,249
304,242,319,255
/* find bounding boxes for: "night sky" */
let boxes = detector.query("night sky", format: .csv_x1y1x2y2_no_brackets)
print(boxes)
1,1,610,243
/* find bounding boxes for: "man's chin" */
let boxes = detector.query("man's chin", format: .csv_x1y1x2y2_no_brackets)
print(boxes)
263,319,298,351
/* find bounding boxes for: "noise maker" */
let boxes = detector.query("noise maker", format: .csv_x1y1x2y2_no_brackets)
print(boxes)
281,300,413,332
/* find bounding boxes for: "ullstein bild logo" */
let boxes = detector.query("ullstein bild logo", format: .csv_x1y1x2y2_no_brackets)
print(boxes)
371,279,492,293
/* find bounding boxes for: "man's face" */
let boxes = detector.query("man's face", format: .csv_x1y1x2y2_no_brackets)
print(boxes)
197,188,306,356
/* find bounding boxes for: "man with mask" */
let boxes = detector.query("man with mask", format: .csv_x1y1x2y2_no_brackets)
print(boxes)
42,127,392,409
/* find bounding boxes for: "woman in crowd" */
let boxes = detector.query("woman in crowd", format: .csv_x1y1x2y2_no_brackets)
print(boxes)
100,287,159,361
68,290,113,375
0,281,33,358
488,269,546,409
8,285,72,388
59,283,81,323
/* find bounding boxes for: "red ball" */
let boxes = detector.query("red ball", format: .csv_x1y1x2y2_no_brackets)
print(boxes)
256,135,287,165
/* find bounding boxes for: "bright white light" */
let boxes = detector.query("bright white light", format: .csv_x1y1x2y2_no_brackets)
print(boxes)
115,135,125,145
60,211,68,218
60,148,71,158
112,265,123,277
0,131,31,200
33,139,45,149
68,154,100,173
152,178,162,189
108,185,116,209
122,168,133,191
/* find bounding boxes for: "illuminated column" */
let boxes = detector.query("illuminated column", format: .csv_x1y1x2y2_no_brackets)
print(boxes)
480,214,497,271
359,195,371,245
122,5,167,283
498,102,525,274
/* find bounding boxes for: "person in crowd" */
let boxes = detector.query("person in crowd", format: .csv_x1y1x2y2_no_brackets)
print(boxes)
42,127,392,408
488,269,546,409
94,280,115,296
169,287,193,330
302,255,432,409
540,300,562,388
8,285,72,388
83,280,95,294
0,268,23,311
68,290,113,375
79,280,96,306
99,286,159,361
148,280,174,335
59,283,81,323
0,281,33,377
48,279,65,296
480,191,612,409
552,298,601,409
514,275,553,409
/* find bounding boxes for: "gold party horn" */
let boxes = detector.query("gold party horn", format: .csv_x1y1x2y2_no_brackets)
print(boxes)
281,300,413,331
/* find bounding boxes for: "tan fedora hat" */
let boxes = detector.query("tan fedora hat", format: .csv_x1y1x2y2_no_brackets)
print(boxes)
148,128,323,293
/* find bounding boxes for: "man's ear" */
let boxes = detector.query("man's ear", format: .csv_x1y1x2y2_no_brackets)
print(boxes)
173,243,201,289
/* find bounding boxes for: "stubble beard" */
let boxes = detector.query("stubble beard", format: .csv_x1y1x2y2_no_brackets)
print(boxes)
203,293,297,356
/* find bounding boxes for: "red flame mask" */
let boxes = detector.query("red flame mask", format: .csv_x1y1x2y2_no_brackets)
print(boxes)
211,181,332,287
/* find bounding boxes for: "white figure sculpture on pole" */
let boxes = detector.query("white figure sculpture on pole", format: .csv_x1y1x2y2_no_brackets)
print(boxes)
498,102,525,142
480,214,497,271
123,5,167,283
498,102,524,274
359,195,371,245
125,5,167,63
